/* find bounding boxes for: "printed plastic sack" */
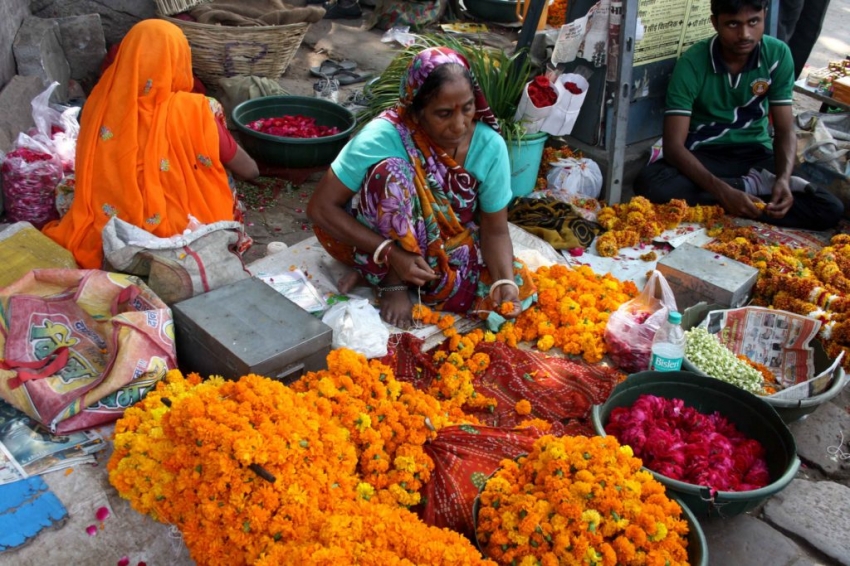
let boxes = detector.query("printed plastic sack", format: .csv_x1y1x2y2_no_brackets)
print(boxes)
102,216,250,305
546,157,603,200
0,134,63,229
540,73,589,136
604,270,678,374
322,298,389,359
0,269,176,433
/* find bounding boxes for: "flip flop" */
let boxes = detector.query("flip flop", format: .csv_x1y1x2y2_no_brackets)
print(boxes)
334,69,372,86
309,59,357,78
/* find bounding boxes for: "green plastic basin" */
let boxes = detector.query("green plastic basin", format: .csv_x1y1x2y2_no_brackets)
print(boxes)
231,95,356,168
592,371,800,518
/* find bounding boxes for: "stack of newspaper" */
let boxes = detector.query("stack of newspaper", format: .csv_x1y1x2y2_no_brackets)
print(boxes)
0,399,105,486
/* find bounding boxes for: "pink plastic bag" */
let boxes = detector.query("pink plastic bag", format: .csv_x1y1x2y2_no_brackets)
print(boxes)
604,270,678,374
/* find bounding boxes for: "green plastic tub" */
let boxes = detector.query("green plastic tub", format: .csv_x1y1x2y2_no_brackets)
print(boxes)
231,95,356,169
592,371,800,518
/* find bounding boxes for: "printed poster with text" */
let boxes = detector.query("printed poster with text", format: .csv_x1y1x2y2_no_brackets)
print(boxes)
634,0,715,65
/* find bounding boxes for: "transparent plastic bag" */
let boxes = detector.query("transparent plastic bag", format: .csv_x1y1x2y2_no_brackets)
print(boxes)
0,134,63,228
321,298,389,359
29,82,80,173
603,270,678,374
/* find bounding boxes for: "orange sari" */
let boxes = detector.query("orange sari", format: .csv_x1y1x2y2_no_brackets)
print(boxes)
42,20,235,269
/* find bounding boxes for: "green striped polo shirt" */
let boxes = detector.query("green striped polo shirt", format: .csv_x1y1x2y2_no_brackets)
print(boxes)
666,34,795,150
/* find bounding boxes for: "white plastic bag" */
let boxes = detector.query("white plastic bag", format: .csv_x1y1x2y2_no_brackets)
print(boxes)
321,298,389,359
30,82,80,173
546,157,603,200
541,73,589,136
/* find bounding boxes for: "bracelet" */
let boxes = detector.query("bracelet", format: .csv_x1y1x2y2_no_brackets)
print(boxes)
488,278,519,301
373,239,393,265
377,284,408,298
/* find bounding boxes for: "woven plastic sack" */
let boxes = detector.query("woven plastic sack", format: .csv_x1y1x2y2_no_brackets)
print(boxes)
102,216,250,304
604,269,678,374
0,269,176,433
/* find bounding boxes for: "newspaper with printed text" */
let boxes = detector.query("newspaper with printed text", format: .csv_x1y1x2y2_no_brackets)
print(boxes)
701,306,844,401
0,399,105,485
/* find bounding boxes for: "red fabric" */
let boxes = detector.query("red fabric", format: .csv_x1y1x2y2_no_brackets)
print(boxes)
422,424,548,540
215,114,238,163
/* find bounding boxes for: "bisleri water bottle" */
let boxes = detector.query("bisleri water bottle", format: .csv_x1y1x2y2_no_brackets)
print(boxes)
649,311,685,371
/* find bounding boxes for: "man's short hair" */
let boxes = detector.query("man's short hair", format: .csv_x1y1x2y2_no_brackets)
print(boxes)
710,0,768,16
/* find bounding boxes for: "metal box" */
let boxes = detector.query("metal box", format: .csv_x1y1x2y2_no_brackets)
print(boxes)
655,243,759,311
171,277,332,383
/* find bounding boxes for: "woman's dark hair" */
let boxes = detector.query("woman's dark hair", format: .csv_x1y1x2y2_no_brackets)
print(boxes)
710,0,768,16
409,63,473,115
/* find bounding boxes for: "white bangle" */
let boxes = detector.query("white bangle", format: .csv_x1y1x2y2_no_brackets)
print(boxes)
373,239,393,265
489,278,519,301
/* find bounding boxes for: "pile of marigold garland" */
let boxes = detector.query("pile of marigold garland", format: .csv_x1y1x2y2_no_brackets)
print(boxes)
476,435,691,565
706,230,850,369
108,352,491,566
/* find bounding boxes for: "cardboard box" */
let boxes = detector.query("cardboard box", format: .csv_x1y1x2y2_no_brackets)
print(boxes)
656,243,758,311
172,277,332,383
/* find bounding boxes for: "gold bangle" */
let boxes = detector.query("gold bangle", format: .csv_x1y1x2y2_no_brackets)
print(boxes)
488,278,519,301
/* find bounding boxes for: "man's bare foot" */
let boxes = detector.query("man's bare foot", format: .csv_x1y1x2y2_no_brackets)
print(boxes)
380,288,414,329
337,270,364,294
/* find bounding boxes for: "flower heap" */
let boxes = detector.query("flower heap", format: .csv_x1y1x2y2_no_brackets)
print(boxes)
505,264,639,362
606,395,770,493
684,327,767,394
595,196,726,257
290,348,475,507
706,231,850,368
108,367,492,566
476,434,690,566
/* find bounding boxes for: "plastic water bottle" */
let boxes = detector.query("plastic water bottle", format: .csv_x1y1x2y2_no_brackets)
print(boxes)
649,311,685,372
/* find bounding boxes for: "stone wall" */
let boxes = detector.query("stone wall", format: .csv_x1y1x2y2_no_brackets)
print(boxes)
0,0,31,88
30,0,154,47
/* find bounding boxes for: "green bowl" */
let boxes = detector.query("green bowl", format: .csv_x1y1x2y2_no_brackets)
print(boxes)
462,0,520,24
591,371,800,518
231,95,356,168
472,493,708,565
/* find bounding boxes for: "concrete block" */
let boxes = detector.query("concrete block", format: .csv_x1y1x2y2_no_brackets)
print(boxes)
30,0,155,47
56,14,106,92
0,0,31,88
12,16,70,101
0,75,44,153
700,514,814,566
763,479,850,566
788,401,850,480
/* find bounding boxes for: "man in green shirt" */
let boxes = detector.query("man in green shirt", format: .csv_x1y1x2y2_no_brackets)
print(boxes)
634,0,843,230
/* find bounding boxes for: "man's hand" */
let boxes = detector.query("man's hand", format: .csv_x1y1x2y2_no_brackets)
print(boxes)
765,177,793,218
716,182,763,219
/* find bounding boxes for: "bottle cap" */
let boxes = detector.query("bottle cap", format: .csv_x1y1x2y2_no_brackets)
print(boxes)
668,311,682,324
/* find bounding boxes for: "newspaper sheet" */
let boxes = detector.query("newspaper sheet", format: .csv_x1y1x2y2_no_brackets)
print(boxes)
0,399,105,486
701,306,844,401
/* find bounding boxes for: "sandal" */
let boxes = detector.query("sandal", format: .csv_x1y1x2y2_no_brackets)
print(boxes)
334,69,372,86
309,59,357,78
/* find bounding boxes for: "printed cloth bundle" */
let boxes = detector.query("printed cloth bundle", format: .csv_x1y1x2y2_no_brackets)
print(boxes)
0,269,176,433
508,196,601,250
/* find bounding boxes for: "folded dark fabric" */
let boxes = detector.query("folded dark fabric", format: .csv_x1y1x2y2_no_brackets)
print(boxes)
190,0,325,26
508,196,601,250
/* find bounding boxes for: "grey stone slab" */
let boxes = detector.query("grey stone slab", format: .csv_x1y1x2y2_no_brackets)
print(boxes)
764,480,850,566
701,513,816,566
0,74,45,153
30,0,154,47
0,0,30,88
56,13,106,91
12,16,70,100
789,401,850,480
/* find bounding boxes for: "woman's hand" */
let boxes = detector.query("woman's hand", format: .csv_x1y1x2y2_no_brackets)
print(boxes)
389,247,439,287
491,283,521,319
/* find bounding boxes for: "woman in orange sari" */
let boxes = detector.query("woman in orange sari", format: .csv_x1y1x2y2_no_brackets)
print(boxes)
43,19,258,269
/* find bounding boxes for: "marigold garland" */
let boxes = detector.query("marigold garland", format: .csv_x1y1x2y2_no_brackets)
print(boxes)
108,367,491,566
595,196,726,257
706,230,850,370
476,434,690,566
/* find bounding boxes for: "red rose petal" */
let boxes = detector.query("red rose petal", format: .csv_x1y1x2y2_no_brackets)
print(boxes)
117,557,130,566
85,525,98,537
95,506,110,521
